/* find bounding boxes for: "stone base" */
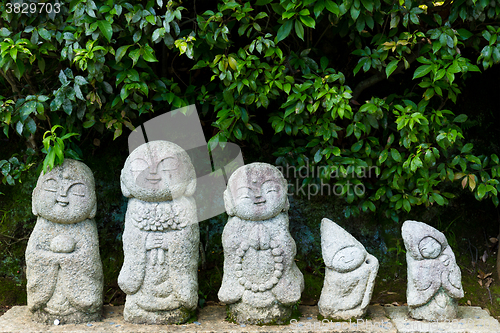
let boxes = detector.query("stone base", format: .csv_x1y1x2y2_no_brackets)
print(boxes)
123,301,192,325
30,308,101,324
386,305,500,333
227,302,292,325
319,305,368,321
408,291,458,320
2,304,499,332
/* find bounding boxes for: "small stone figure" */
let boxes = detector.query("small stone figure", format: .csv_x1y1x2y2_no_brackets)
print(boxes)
318,218,379,320
26,159,103,324
118,140,199,324
218,163,304,324
402,220,464,320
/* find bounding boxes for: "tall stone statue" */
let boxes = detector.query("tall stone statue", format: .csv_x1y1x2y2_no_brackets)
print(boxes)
402,220,464,320
26,159,103,324
118,140,199,324
318,218,379,320
218,162,304,324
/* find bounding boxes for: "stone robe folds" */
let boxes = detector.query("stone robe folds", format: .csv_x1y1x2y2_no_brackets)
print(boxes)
26,217,103,319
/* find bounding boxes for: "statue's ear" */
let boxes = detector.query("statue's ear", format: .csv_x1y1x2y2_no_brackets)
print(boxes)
224,189,235,216
283,196,290,212
89,202,97,219
32,187,38,216
120,174,132,198
184,179,196,197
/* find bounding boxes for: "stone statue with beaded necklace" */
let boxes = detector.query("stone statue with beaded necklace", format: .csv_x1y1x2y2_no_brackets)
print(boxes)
218,163,304,324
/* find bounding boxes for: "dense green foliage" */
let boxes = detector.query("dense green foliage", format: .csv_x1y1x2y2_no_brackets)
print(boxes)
0,0,499,219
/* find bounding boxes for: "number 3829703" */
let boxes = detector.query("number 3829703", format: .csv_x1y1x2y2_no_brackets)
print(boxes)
6,2,61,14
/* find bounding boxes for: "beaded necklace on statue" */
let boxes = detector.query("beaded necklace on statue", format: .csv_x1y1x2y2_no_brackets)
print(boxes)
234,223,285,292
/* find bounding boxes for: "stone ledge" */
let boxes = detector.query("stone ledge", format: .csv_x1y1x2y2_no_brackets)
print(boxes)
0,305,498,333
385,305,500,333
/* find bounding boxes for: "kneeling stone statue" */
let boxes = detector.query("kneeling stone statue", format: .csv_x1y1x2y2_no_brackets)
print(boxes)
26,159,103,324
402,220,464,320
218,163,304,324
318,218,379,320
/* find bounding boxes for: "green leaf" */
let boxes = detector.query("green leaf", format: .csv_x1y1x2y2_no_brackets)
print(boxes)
386,59,399,77
59,70,70,87
413,64,432,79
276,20,293,42
299,15,316,29
38,28,51,41
74,84,84,100
379,149,388,163
75,76,88,85
142,45,158,62
457,28,473,40
97,20,113,43
432,192,445,205
223,90,234,106
16,121,23,135
295,20,304,41
129,48,141,67
26,117,36,134
453,114,468,123
360,0,374,11
351,140,363,152
314,149,322,163
325,0,340,14
477,183,487,199
403,199,411,212
38,57,45,73
391,148,402,162
0,28,11,37
115,45,132,62
461,143,473,154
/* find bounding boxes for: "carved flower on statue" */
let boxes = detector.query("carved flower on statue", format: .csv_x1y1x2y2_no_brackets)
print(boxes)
130,201,188,231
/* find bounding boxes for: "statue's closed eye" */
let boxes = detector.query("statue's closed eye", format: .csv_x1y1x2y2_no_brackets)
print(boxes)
158,157,178,171
130,158,149,172
68,183,86,197
43,179,58,192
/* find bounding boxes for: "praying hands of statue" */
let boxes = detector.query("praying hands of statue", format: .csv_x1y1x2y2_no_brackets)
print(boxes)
145,232,168,265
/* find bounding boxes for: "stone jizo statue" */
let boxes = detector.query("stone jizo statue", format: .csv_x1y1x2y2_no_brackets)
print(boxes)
318,218,378,320
402,220,464,320
218,162,304,324
26,159,103,324
118,140,199,324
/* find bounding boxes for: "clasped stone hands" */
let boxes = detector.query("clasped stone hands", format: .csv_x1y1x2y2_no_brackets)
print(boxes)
146,232,168,265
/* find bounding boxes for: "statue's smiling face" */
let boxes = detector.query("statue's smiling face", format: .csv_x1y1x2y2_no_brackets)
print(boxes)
330,246,366,273
34,162,96,224
418,236,442,259
129,155,180,191
230,166,287,220
121,141,196,201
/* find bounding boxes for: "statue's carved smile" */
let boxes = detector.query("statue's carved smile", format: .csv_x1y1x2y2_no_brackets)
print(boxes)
56,200,69,207
146,177,162,184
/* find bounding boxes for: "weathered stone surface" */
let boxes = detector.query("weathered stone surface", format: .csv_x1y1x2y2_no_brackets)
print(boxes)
218,162,304,324
318,218,379,320
26,159,103,324
118,140,199,324
385,305,500,333
0,304,398,332
402,220,464,321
